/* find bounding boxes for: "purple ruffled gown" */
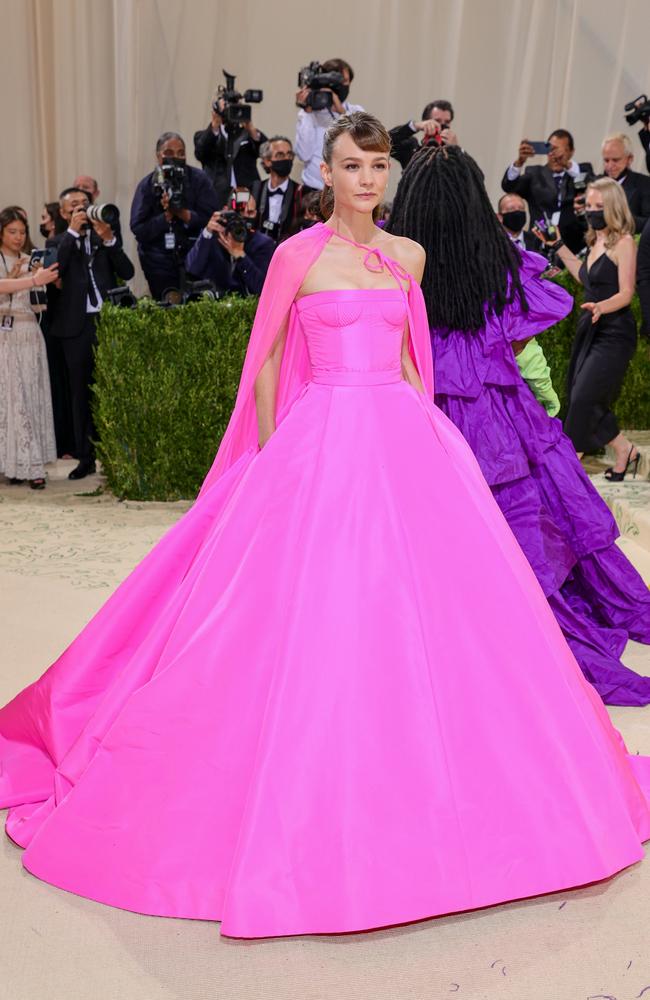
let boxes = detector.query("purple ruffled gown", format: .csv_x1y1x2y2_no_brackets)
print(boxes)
431,250,650,706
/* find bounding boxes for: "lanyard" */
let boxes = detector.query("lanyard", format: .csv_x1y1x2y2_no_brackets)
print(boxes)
0,249,17,312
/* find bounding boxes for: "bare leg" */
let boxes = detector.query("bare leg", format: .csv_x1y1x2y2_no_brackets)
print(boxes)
607,432,637,473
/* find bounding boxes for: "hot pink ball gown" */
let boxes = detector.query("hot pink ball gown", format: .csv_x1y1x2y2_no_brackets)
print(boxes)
1,224,648,939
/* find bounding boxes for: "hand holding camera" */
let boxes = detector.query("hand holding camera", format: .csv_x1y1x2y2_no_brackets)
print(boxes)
33,262,60,286
207,210,249,258
70,205,89,234
295,86,312,112
514,140,536,168
211,100,224,131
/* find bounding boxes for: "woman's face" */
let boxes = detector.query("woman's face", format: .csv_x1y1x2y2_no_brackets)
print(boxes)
41,207,54,234
1,219,27,253
320,133,390,216
585,189,604,212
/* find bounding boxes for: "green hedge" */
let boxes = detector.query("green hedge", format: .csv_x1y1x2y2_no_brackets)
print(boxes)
94,297,257,500
94,281,650,501
537,270,650,426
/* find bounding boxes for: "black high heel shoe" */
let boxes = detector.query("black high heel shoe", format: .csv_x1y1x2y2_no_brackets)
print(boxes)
604,445,641,482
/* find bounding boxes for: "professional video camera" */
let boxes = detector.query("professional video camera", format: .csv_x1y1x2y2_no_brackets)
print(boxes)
218,210,255,244
624,95,650,127
86,203,120,227
297,61,346,112
213,69,263,129
152,159,186,209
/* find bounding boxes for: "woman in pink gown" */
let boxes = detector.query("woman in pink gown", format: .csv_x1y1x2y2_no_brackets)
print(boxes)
1,113,649,939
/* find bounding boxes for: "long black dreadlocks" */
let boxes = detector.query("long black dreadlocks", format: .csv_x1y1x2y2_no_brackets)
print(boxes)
387,145,528,333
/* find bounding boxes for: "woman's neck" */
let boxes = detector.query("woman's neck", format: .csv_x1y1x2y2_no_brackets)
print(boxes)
324,208,379,246
0,245,20,258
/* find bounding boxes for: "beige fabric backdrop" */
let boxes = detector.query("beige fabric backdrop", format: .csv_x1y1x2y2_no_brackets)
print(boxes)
2,0,650,291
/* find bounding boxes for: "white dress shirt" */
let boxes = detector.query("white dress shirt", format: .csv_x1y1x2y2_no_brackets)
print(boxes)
266,178,289,224
67,227,116,313
295,101,364,188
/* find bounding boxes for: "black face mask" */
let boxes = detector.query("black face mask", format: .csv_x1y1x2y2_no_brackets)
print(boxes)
39,223,51,239
271,158,293,178
586,210,607,230
501,210,526,233
334,84,350,103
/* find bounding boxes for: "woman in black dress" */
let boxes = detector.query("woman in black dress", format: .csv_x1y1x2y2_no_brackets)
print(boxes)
537,177,639,480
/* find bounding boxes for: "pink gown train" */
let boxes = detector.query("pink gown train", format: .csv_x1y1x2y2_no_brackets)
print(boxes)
1,226,649,938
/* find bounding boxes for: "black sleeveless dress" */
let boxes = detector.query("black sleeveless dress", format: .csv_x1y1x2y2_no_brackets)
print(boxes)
564,253,637,452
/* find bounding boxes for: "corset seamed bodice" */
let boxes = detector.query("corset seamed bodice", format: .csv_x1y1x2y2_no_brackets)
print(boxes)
295,288,407,386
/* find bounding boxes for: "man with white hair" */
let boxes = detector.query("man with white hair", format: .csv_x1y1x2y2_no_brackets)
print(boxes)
601,132,650,232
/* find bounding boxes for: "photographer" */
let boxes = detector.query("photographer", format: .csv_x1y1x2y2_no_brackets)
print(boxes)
251,136,302,243
185,189,275,296
194,96,266,210
130,132,219,300
48,187,134,479
389,100,458,169
73,174,123,246
501,129,593,253
600,133,650,233
294,58,363,192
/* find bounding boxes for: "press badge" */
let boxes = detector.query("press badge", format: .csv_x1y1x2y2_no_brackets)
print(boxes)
0,315,14,330
164,231,176,251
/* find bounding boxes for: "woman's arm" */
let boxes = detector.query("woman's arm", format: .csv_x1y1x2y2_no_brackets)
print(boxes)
553,243,583,283
254,314,289,448
0,263,59,293
401,328,425,393
531,225,584,283
581,236,636,324
396,238,426,393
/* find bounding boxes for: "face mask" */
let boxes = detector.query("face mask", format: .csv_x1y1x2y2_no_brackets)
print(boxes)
334,84,350,103
501,210,526,232
39,223,51,239
586,210,607,230
271,158,293,178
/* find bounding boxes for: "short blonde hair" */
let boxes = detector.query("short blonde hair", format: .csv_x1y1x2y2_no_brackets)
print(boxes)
601,132,634,157
586,176,635,247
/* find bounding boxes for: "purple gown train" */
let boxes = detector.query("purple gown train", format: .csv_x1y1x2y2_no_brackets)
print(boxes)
0,226,648,939
431,249,650,706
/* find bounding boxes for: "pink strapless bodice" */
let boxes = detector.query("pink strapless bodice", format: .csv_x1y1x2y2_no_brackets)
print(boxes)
296,288,406,386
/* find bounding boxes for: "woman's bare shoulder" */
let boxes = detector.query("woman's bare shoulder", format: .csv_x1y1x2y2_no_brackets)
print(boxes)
379,232,426,279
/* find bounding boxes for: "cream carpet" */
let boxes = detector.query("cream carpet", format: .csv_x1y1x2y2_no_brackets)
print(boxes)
1,464,649,1000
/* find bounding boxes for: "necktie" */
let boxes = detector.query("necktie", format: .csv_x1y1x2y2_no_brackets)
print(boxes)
83,238,99,307
553,173,564,209
268,188,284,197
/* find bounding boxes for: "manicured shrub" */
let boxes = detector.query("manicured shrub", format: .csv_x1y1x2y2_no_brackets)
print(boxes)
94,296,257,500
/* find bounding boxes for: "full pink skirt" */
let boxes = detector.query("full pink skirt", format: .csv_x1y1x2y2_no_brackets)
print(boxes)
1,380,649,937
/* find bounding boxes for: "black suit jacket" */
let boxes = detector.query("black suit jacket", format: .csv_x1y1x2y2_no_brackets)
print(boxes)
637,218,650,338
388,122,421,169
501,162,594,253
46,230,135,338
639,128,650,174
194,125,267,209
250,178,302,243
617,169,650,233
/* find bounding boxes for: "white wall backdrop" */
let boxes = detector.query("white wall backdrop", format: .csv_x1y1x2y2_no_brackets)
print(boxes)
2,0,650,290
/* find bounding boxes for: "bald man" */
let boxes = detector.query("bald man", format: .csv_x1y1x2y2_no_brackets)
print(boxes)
601,133,650,233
